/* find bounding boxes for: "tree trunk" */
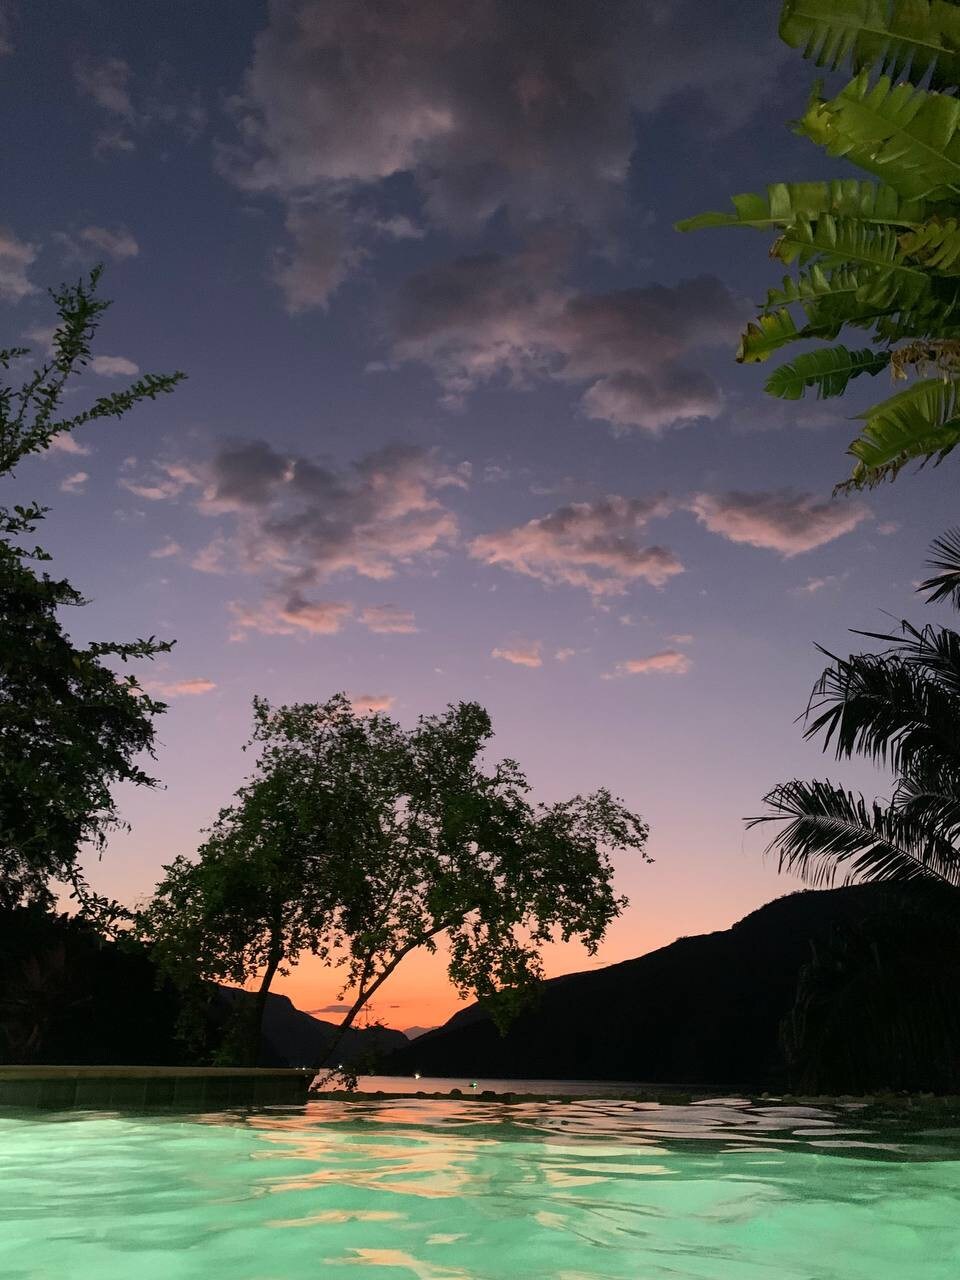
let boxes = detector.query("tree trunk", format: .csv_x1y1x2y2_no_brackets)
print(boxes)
245,947,281,1066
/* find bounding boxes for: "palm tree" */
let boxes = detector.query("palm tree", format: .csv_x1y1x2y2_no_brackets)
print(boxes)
678,1,960,489
749,529,960,887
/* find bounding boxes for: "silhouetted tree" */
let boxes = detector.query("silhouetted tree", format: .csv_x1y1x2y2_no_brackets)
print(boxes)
0,270,184,912
142,694,649,1065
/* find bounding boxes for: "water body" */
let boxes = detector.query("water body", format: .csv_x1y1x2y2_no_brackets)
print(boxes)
315,1074,662,1096
1,1097,958,1279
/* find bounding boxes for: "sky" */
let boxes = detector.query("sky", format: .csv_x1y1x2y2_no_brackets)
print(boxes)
3,0,959,1032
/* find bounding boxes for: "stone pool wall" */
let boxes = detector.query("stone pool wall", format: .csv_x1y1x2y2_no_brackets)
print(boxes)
0,1065,312,1109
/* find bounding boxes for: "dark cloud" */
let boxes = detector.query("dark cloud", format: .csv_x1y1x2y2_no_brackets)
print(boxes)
391,247,741,431
221,0,784,307
123,442,467,632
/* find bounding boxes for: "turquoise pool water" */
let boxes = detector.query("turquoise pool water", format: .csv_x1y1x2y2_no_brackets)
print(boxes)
1,1097,959,1279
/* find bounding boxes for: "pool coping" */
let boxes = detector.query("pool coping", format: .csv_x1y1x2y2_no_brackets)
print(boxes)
0,1066,312,1109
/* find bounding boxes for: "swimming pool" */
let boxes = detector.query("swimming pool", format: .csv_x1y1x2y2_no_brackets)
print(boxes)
1,1097,958,1279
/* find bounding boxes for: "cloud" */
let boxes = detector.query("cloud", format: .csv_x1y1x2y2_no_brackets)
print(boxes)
0,4,13,56
59,471,88,494
555,647,576,662
390,246,740,431
47,433,92,457
491,642,542,668
149,538,182,559
74,55,207,155
78,225,140,260
794,573,845,595
666,633,694,645
125,440,465,588
360,604,418,634
613,650,692,677
143,677,217,698
0,227,37,301
119,460,200,501
348,692,395,714
220,0,783,305
229,592,354,639
75,56,134,121
309,1004,352,1015
91,355,139,377
94,130,137,157
688,491,870,557
271,205,364,312
470,495,682,597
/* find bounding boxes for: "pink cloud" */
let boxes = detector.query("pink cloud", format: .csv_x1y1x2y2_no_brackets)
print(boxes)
143,677,217,698
349,692,395,714
229,592,354,639
614,650,691,676
360,604,418,634
688,491,870,557
491,642,543,668
470,495,682,596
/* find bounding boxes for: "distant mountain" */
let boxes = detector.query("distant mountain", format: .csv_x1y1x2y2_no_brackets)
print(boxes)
383,885,952,1089
215,986,408,1068
402,1026,438,1040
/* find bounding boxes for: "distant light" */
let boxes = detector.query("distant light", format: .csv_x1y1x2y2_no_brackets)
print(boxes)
470,1081,477,1090
414,1072,421,1080
337,1064,343,1070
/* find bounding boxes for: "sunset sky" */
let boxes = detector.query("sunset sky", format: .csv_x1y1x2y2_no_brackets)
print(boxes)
3,1,958,1031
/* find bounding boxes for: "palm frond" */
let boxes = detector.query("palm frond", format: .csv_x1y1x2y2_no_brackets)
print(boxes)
765,345,890,399
919,526,960,606
894,618,960,699
748,778,960,886
798,72,960,202
895,765,960,844
780,0,960,92
676,178,931,232
805,637,960,771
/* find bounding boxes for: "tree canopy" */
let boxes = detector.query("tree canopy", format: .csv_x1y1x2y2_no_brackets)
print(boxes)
0,270,183,913
749,529,960,888
142,694,649,1066
678,0,960,489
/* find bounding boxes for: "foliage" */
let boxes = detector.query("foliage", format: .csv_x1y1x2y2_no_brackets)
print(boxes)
0,905,188,1065
781,884,960,1093
141,694,649,1065
0,270,183,912
748,531,960,889
677,0,960,489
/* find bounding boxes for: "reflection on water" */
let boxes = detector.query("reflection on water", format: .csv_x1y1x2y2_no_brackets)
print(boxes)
1,1097,959,1279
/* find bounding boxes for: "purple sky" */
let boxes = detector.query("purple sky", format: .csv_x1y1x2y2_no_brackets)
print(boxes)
3,1,957,1026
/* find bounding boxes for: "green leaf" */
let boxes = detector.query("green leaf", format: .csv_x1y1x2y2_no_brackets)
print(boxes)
765,345,891,399
847,375,960,483
737,309,800,363
900,216,960,272
780,0,960,92
677,178,931,232
798,72,960,202
771,215,932,307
